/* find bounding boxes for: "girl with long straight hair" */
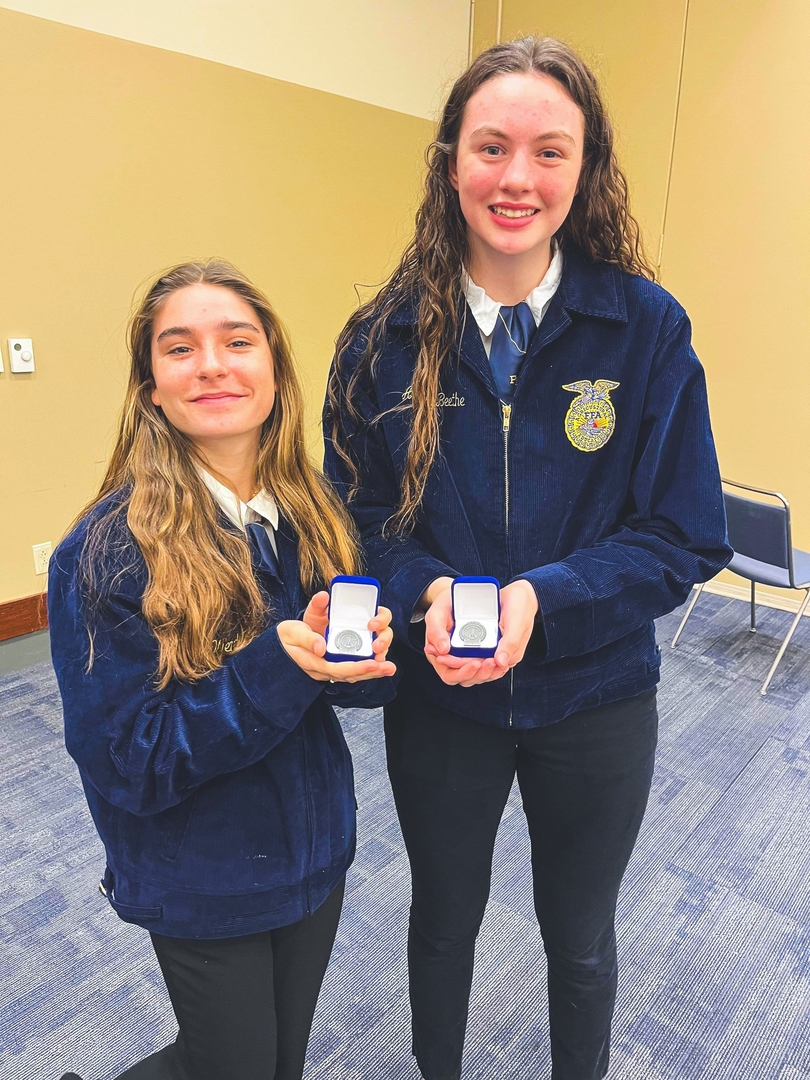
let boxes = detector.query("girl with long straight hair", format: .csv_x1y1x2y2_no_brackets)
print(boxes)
49,259,396,1080
326,37,730,1080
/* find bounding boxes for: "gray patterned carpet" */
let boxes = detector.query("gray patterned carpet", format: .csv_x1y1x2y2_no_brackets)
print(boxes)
1,593,809,1080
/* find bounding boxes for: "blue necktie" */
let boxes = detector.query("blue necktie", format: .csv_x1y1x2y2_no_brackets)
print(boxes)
489,301,536,401
246,521,281,580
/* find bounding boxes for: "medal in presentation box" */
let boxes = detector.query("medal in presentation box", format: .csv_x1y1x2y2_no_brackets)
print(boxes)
325,575,381,661
449,576,501,658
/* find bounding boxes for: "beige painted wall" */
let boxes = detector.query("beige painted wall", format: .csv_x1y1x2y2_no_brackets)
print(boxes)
0,0,471,119
498,0,688,260
470,0,502,56
0,8,431,603
662,0,810,598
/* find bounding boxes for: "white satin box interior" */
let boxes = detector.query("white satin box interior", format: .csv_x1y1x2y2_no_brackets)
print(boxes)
450,578,500,656
325,577,380,660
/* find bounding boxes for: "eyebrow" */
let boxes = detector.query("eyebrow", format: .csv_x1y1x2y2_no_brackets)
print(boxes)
468,126,576,145
156,319,262,343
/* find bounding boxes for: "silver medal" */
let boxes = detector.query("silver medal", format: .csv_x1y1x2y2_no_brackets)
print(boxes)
334,629,363,653
459,621,486,645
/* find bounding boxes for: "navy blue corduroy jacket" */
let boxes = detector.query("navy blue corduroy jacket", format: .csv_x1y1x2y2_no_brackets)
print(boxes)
48,493,394,939
324,246,732,727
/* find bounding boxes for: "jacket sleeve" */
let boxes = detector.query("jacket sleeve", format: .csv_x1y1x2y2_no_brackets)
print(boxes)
324,673,399,709
515,305,732,663
48,543,326,816
323,341,457,648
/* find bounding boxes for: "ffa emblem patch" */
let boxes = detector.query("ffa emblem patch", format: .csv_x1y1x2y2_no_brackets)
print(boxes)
562,380,620,452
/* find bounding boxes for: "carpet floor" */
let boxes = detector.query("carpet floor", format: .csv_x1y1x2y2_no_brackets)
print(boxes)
1,593,809,1080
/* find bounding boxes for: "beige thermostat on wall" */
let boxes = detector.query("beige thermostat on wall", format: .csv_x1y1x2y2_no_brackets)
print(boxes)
8,338,35,373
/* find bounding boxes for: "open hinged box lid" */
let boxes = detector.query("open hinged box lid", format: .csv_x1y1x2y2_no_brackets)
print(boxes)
325,576,380,661
450,577,500,657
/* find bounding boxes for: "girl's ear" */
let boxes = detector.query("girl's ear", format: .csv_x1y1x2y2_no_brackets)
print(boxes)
448,155,460,192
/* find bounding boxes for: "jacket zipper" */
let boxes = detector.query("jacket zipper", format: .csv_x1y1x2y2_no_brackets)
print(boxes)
502,402,512,533
501,401,514,728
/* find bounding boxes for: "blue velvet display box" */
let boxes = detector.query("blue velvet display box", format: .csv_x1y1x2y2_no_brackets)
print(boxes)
449,576,501,658
325,575,381,661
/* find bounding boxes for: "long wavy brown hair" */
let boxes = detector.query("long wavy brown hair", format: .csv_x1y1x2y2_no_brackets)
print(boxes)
78,259,359,686
328,36,656,534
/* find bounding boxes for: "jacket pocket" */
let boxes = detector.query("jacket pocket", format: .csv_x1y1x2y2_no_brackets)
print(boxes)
155,790,199,861
100,868,162,922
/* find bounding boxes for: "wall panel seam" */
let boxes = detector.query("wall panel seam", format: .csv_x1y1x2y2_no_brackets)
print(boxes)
658,0,691,271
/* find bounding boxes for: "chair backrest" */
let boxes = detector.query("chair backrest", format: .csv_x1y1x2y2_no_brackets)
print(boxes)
723,489,791,569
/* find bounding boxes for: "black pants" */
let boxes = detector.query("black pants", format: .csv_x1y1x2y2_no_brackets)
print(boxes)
384,690,658,1080
116,879,344,1080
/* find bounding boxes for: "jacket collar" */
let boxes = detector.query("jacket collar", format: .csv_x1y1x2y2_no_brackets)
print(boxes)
388,294,419,327
386,243,628,328
555,243,628,323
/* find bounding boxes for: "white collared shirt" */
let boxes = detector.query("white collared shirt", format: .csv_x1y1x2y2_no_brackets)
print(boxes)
463,244,564,356
198,467,280,556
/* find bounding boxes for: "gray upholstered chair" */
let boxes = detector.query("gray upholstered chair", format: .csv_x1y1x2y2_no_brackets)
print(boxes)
671,479,810,694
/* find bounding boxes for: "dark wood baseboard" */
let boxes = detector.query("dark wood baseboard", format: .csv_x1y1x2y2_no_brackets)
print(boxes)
0,593,48,642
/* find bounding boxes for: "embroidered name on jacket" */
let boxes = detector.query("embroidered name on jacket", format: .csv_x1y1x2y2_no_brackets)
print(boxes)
212,636,242,654
562,380,620,452
401,385,465,407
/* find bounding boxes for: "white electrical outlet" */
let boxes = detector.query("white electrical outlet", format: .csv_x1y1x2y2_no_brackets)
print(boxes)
9,338,35,373
32,542,53,575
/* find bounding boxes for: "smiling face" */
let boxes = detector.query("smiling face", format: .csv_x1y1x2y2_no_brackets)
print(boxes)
449,72,584,283
150,284,275,458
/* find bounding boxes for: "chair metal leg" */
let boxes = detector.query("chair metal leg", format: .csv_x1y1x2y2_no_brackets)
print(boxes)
671,582,705,648
760,589,810,695
750,581,757,632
